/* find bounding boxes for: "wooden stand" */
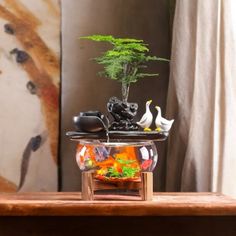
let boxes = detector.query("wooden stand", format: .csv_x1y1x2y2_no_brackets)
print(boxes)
81,171,94,201
141,171,153,201
82,171,153,201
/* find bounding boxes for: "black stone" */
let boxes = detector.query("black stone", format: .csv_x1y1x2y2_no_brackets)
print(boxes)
107,97,139,131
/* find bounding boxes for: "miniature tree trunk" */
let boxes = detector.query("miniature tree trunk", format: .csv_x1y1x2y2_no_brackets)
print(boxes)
122,82,130,103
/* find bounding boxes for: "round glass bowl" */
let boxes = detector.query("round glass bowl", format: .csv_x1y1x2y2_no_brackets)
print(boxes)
76,140,158,182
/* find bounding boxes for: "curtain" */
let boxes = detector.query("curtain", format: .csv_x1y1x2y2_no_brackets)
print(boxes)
166,0,236,197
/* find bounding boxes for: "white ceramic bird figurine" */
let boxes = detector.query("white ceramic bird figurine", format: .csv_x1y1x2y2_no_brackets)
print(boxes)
137,100,153,131
155,106,174,132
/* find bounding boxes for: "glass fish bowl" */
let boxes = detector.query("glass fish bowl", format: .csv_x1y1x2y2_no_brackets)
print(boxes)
76,140,158,182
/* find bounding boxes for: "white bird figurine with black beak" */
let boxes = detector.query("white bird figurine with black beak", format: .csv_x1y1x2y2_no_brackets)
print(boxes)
137,100,153,131
155,106,174,132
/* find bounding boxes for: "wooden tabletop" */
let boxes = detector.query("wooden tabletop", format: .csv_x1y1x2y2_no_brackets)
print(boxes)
0,192,235,216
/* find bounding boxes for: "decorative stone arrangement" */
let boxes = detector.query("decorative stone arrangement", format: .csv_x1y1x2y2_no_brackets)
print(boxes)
67,35,173,200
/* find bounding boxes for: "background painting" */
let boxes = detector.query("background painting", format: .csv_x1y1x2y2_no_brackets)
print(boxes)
0,0,60,192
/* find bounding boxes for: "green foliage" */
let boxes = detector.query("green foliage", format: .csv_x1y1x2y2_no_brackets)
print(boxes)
107,167,121,178
122,166,140,178
106,166,140,178
105,158,140,178
116,159,136,164
81,35,169,85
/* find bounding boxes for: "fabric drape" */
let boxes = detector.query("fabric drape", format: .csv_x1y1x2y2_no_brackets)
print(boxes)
166,0,236,197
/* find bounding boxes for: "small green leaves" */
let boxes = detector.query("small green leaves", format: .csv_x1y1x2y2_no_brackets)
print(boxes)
145,56,170,62
80,35,115,42
137,73,159,78
116,159,136,164
115,38,144,44
105,61,123,80
122,166,140,178
81,34,169,85
115,43,149,52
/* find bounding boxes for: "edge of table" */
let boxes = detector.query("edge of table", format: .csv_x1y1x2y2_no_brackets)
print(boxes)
0,192,236,216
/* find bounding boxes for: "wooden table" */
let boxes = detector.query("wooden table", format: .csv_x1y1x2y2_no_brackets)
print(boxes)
0,192,235,235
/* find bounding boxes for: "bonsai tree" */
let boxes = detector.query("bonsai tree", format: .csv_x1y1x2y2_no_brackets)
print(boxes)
81,35,169,103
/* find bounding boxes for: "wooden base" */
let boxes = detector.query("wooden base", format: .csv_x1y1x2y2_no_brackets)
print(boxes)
141,171,153,201
82,171,153,201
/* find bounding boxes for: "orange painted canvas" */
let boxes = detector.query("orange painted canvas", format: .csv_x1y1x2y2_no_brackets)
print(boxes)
0,0,60,192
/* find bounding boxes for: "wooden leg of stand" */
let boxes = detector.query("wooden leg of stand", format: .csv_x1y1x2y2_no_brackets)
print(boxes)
141,172,153,201
82,171,94,201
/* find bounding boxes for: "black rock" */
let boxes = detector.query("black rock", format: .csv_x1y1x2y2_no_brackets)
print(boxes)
107,97,139,131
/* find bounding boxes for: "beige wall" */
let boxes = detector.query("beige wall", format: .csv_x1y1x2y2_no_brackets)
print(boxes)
61,0,171,191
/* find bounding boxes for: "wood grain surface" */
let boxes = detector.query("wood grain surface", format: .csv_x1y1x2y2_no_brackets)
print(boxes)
0,192,235,216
